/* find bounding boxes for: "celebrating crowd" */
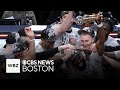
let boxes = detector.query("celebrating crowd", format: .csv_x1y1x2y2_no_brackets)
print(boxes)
0,11,120,79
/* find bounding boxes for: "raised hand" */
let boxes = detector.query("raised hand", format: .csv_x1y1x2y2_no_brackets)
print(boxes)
95,11,104,24
24,26,35,40
58,44,75,51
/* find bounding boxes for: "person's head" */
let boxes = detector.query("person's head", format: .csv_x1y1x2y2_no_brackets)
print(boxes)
40,26,56,49
103,18,114,38
78,28,95,49
68,50,86,71
60,11,76,23
4,32,20,48
6,32,19,44
12,36,29,59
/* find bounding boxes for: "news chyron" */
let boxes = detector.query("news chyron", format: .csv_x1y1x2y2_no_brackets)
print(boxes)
6,59,54,73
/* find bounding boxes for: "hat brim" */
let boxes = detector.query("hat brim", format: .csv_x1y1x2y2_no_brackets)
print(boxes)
78,30,95,37
78,30,88,35
44,37,56,42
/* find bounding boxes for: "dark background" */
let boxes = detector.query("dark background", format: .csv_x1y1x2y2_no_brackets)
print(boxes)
0,10,119,25
0,0,119,24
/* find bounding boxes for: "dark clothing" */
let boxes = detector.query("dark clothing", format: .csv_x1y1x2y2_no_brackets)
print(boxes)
1,47,64,79
35,47,64,71
105,46,120,52
35,47,59,60
33,47,65,79
32,59,64,80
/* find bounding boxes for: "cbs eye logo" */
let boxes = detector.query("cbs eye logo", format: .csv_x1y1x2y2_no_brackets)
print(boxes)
6,59,20,73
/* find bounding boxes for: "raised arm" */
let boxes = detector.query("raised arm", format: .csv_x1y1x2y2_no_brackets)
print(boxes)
55,11,76,36
24,26,35,59
95,14,105,56
35,44,75,60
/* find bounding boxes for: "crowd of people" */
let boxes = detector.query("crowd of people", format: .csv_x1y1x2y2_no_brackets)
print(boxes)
0,11,120,79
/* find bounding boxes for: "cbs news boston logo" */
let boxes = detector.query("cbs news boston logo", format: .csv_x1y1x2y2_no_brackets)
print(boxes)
6,59,54,73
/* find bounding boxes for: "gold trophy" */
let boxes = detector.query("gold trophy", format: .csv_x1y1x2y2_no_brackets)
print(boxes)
76,14,96,25
76,12,103,26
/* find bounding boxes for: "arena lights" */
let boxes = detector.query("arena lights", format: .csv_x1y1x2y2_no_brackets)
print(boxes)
0,33,41,38
30,25,47,31
0,34,8,38
109,33,119,36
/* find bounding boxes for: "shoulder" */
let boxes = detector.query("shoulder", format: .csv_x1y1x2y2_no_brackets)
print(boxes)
51,23,60,29
107,36,117,41
105,36,119,46
71,27,81,31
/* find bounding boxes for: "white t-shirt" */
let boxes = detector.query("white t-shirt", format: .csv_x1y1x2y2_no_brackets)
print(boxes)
35,42,44,53
105,36,119,47
50,23,81,47
105,36,120,60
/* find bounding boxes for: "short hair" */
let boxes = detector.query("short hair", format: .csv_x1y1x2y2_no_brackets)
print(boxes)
103,18,115,32
6,32,17,44
18,25,30,37
18,27,27,37
60,11,76,19
40,25,56,41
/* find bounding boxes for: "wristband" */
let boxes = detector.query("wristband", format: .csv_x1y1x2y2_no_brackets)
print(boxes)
97,22,103,28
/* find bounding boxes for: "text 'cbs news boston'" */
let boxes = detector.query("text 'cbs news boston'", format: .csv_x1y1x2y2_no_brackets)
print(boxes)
6,59,54,73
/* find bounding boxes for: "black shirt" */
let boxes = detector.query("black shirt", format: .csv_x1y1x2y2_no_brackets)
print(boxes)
35,47,59,60
105,46,120,52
